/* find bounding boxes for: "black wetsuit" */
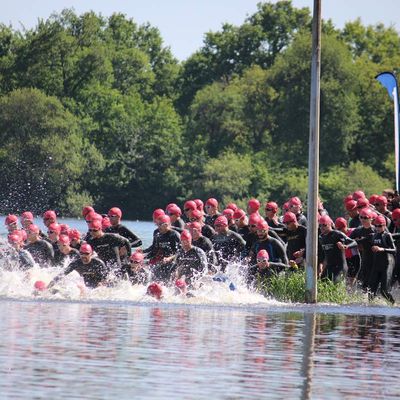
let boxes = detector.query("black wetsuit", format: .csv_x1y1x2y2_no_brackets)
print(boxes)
390,224,400,284
146,229,180,281
368,231,396,303
349,215,361,229
70,239,83,251
296,213,307,227
319,230,356,283
228,223,238,232
172,218,185,232
175,246,208,285
249,237,289,266
285,225,307,262
350,226,375,287
51,241,64,266
25,239,54,267
106,224,142,247
244,232,259,257
54,257,110,288
58,248,80,267
211,230,246,271
247,261,288,287
118,264,149,285
87,233,131,269
205,213,221,227
238,225,251,240
201,224,216,240
2,248,35,271
266,218,285,231
192,236,217,268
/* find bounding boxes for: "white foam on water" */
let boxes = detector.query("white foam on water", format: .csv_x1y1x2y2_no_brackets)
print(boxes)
0,260,275,306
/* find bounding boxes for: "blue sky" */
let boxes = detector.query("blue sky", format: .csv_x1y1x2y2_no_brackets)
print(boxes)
2,0,399,60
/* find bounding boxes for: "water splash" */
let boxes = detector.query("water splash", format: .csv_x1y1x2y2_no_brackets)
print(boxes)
0,260,272,306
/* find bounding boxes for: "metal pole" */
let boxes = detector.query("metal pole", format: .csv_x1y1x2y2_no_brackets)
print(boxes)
305,0,321,303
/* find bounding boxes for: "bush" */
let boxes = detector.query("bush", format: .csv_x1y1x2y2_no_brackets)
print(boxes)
260,270,364,304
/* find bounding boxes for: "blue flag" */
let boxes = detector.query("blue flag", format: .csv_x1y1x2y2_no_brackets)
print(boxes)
376,72,400,191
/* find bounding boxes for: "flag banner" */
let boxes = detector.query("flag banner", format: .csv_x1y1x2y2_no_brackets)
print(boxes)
376,72,400,191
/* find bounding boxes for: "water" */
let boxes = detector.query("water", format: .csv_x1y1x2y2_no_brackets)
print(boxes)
1,301,400,399
1,216,400,398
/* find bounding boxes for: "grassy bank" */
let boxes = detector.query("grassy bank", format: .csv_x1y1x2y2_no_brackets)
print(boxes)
259,270,366,304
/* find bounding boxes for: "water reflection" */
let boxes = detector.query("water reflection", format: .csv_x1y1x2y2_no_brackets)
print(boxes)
0,301,400,399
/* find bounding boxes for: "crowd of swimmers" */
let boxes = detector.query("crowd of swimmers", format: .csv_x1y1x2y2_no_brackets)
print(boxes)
2,188,400,303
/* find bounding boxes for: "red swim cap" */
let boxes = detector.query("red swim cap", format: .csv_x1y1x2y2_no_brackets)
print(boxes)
193,199,204,211
359,208,373,219
34,281,46,291
43,210,56,221
80,243,93,254
59,224,70,234
233,209,246,220
190,209,203,220
265,202,278,212
85,212,103,222
147,282,163,300
357,198,369,208
5,214,18,225
27,224,40,234
226,203,238,211
283,212,297,223
376,195,388,206
257,249,269,260
188,221,202,232
175,279,187,289
89,220,102,231
180,230,192,242
352,190,365,201
392,208,400,220
214,216,228,227
21,211,34,221
373,215,386,226
82,206,94,218
158,215,171,225
130,251,144,262
167,205,182,217
48,223,61,235
248,213,261,226
205,198,218,208
152,209,165,221
256,219,269,231
68,229,81,241
222,209,234,218
335,217,347,230
248,198,260,211
57,235,70,246
319,215,333,226
108,207,122,218
345,200,357,211
289,197,302,207
8,233,21,243
184,201,197,211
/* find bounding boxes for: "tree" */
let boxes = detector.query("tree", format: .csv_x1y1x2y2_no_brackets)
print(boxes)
0,88,103,214
268,32,359,167
177,0,311,112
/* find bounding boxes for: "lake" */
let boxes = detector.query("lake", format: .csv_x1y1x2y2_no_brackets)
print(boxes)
0,217,400,399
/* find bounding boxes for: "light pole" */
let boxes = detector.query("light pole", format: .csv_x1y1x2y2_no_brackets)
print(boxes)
305,0,321,303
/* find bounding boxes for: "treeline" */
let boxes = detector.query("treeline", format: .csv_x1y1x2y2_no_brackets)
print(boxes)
0,1,399,218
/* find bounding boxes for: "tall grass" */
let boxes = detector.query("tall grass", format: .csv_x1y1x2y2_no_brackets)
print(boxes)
259,270,365,304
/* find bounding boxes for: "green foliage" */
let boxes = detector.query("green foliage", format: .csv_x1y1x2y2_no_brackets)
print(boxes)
0,88,103,213
0,4,398,218
263,270,364,303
